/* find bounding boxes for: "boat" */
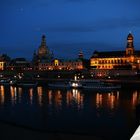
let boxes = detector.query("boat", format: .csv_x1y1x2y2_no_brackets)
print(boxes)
69,80,83,88
48,81,70,88
15,80,38,87
48,79,83,89
48,78,121,90
82,80,121,90
0,78,11,86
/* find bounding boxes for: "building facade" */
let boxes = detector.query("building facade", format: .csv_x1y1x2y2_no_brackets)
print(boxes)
90,33,140,70
38,59,84,71
0,54,11,70
8,58,31,71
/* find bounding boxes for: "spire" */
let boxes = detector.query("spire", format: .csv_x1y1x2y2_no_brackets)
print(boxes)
41,34,47,47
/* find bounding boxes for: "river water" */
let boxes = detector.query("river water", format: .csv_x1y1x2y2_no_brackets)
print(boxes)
0,85,139,139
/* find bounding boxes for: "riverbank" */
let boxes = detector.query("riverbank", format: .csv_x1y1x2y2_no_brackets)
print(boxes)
1,70,140,88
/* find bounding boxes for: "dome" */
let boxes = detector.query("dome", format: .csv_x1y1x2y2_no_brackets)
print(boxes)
127,33,133,40
38,45,47,55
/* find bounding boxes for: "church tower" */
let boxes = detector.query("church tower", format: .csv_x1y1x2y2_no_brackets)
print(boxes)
126,33,135,56
78,50,84,59
38,35,48,58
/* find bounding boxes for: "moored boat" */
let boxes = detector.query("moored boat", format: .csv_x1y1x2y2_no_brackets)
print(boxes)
48,81,69,89
48,80,83,89
82,80,121,90
69,80,83,88
15,80,38,87
0,79,10,85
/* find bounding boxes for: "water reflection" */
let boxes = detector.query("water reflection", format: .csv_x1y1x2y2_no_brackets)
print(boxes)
0,86,139,140
48,90,52,105
18,87,22,103
54,90,62,110
108,92,116,110
67,89,84,110
132,91,138,109
37,86,43,106
29,88,33,105
0,86,4,105
10,86,17,105
96,91,120,110
0,85,139,112
96,93,102,108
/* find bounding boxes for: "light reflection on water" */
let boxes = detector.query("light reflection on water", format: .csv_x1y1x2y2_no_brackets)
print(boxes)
37,86,43,106
0,85,4,105
0,85,139,139
29,88,33,105
66,89,84,110
0,86,139,110
10,86,17,105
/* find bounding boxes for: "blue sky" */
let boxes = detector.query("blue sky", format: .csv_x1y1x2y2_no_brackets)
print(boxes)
1,0,140,59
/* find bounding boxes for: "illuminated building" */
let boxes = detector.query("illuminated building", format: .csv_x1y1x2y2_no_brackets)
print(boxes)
90,33,140,70
38,58,84,70
8,58,31,71
32,35,86,70
0,54,11,70
32,35,53,64
0,62,5,70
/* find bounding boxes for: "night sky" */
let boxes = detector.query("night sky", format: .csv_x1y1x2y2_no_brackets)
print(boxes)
1,0,140,60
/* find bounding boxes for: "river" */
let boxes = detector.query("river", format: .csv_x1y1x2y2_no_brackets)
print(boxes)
0,85,139,140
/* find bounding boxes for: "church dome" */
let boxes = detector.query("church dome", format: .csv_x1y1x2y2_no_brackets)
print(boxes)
38,35,48,58
38,46,47,54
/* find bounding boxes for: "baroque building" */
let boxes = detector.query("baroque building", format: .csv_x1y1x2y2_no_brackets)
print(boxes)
32,35,54,70
38,58,84,71
38,50,85,70
32,35,53,64
32,35,86,71
90,33,140,70
8,58,31,71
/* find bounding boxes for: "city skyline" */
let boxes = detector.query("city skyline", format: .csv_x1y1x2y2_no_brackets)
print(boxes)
1,0,140,59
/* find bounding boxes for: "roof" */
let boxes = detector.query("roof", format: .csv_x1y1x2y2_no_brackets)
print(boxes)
91,51,125,58
14,58,26,61
91,50,140,58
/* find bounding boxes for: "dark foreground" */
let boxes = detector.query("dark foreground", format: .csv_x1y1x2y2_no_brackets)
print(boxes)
0,121,101,140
